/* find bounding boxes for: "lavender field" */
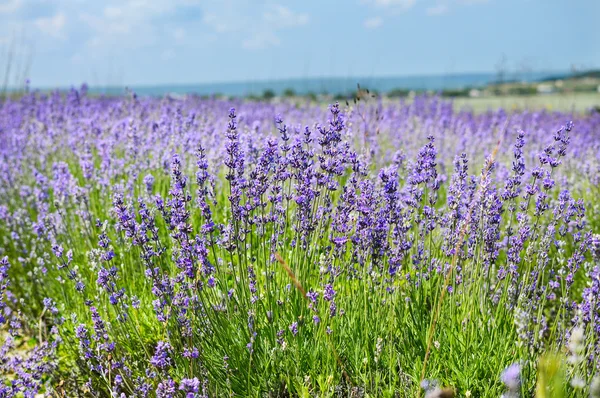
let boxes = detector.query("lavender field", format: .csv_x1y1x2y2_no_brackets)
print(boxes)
1,89,599,397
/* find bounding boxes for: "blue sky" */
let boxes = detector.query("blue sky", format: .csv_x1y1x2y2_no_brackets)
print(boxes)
0,0,598,87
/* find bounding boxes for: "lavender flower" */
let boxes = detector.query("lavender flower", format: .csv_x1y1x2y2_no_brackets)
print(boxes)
501,363,521,397
179,377,200,397
151,341,172,369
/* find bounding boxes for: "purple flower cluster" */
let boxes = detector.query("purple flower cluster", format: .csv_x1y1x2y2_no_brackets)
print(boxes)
0,89,599,395
1,258,60,397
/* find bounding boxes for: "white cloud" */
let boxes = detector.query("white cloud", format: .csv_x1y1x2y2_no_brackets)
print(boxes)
363,16,383,29
0,0,22,14
79,0,204,52
375,0,415,6
80,12,132,37
201,3,309,51
263,5,309,28
25,0,308,55
202,12,236,33
362,0,416,9
423,0,488,16
426,4,448,15
103,6,123,19
34,12,67,39
238,4,309,50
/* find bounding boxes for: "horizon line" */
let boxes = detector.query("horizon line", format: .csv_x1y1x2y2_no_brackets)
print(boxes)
22,68,579,91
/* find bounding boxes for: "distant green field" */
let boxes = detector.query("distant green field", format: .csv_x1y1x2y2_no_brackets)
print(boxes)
451,92,600,113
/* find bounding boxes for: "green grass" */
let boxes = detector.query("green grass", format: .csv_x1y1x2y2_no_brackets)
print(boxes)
1,96,598,397
452,92,600,113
